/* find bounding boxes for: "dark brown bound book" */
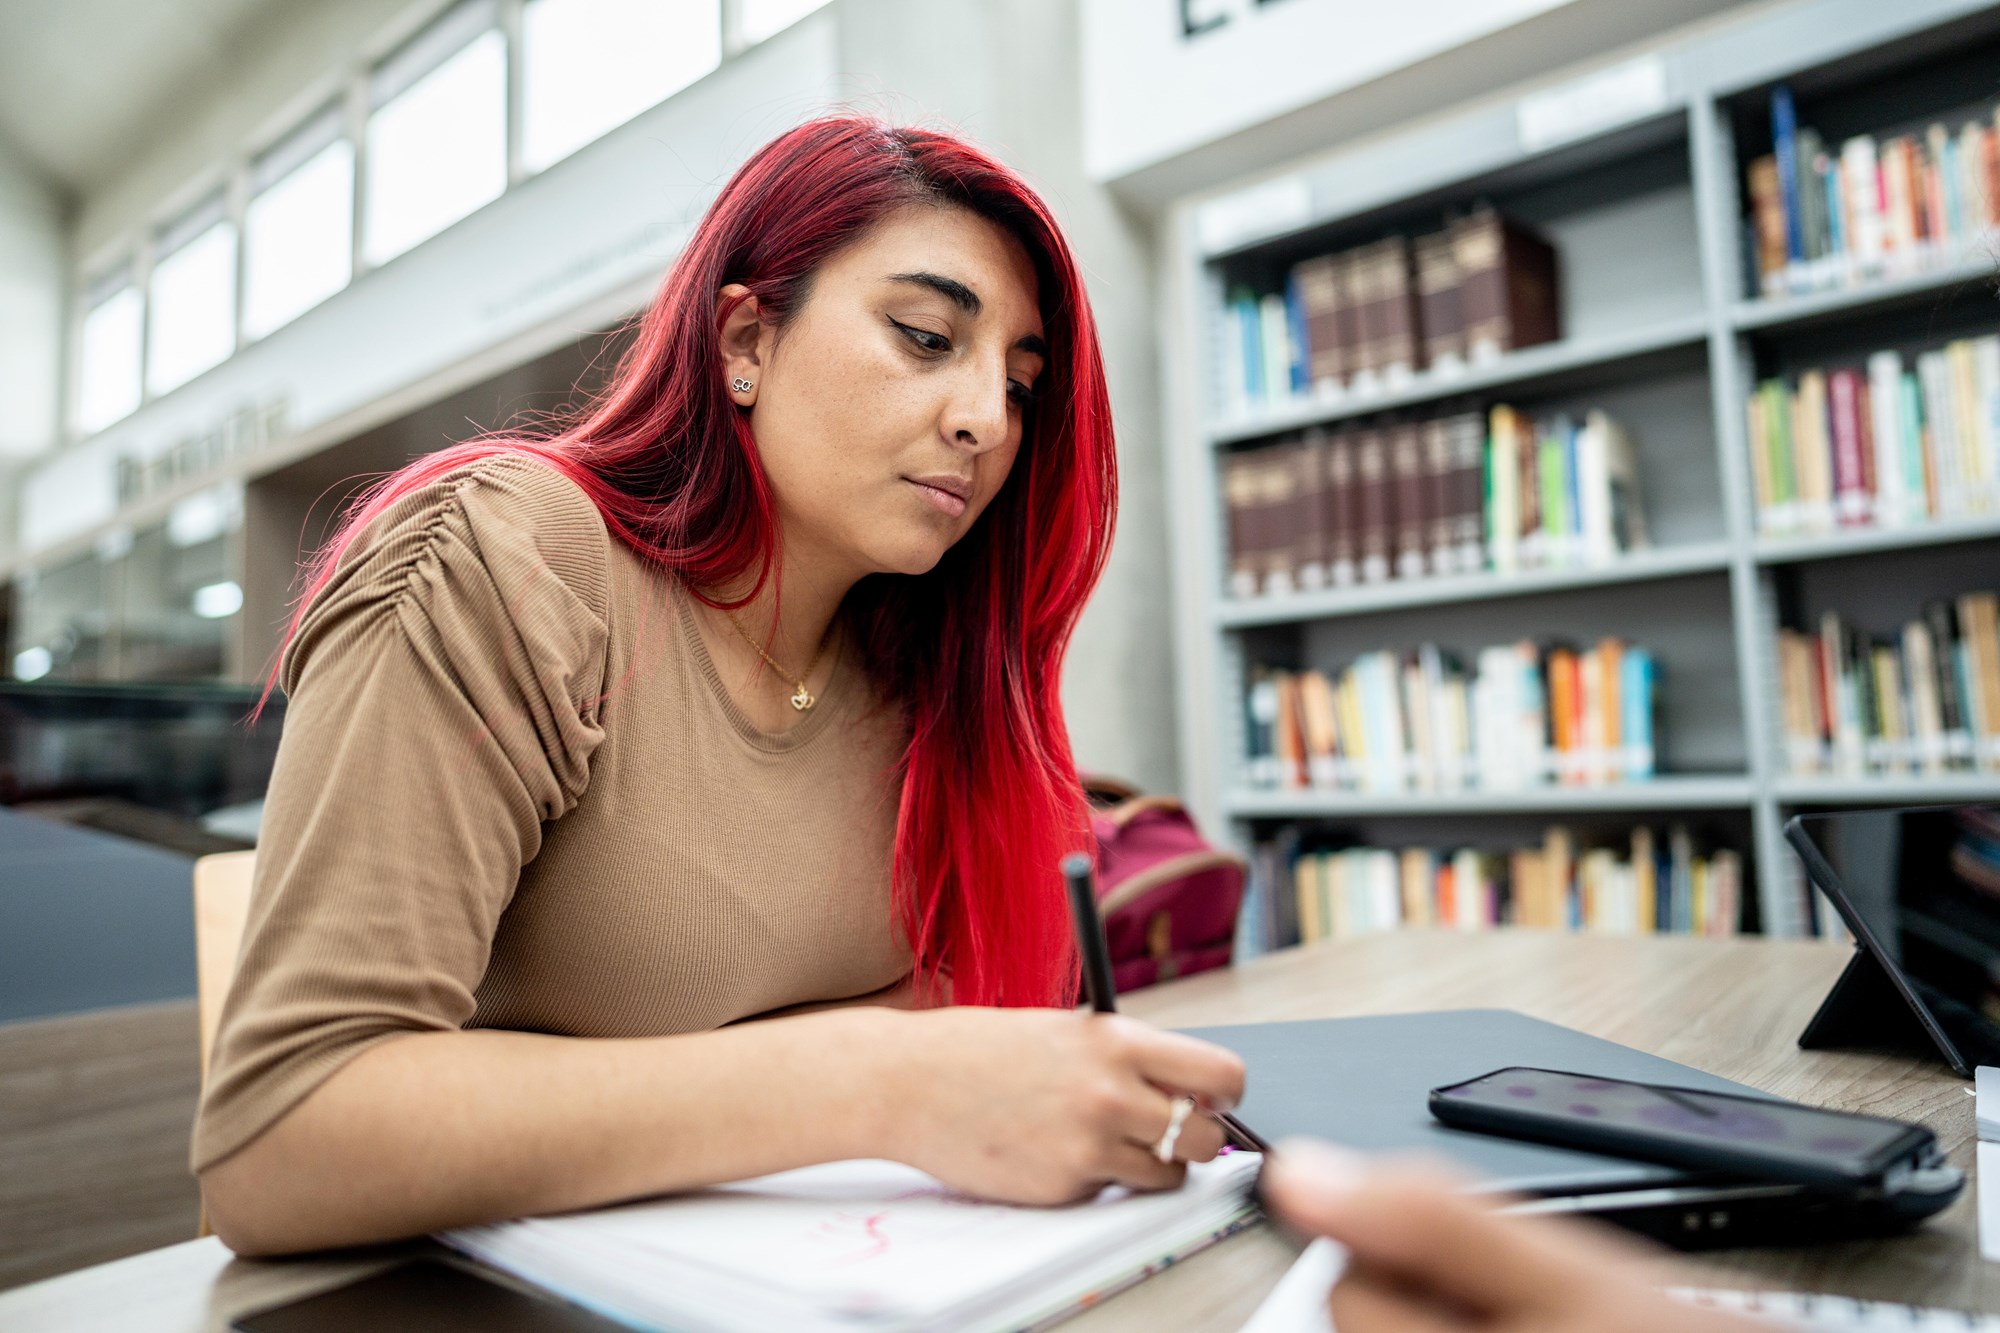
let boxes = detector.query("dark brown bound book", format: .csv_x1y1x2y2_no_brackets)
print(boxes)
1259,441,1303,596
1223,449,1262,598
1414,230,1463,369
1346,245,1381,383
1324,429,1359,587
1446,410,1487,574
1422,416,1456,576
1374,236,1422,379
1354,426,1392,583
1291,255,1345,389
1389,417,1428,580
1452,205,1561,362
1294,430,1331,591
1332,250,1363,387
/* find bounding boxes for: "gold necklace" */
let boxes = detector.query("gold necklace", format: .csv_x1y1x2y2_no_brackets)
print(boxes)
724,610,836,711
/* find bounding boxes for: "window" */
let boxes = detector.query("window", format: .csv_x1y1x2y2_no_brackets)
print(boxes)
76,266,143,435
244,105,354,340
146,194,237,397
739,0,831,44
363,0,507,266
521,0,720,172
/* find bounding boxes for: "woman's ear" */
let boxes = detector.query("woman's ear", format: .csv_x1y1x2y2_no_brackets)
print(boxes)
716,282,764,406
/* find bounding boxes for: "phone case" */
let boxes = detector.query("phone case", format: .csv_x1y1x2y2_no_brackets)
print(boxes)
1428,1067,1936,1191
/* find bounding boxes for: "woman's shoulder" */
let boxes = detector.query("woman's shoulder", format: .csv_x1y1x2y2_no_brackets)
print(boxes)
284,450,615,693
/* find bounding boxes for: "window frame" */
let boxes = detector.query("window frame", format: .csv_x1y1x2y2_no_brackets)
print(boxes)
60,0,818,447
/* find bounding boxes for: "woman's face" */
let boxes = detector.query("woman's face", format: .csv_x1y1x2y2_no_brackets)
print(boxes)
718,202,1047,582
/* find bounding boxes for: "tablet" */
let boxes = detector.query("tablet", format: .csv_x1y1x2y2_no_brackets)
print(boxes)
1786,804,2000,1077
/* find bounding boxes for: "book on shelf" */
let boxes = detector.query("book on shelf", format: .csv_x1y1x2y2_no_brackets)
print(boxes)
1242,636,1657,796
1221,405,1650,599
1746,334,2000,536
1776,590,2000,777
1744,81,2000,299
1232,821,1742,957
1219,204,1560,419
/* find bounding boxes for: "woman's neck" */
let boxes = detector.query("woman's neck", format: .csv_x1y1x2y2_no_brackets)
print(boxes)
684,534,860,728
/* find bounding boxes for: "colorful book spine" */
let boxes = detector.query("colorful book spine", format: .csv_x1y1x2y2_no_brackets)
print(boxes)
1747,90,2000,299
1777,592,2000,777
1257,821,1744,950
1244,637,1661,794
1749,334,2000,537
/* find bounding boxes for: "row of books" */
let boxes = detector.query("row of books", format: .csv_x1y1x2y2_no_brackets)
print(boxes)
1245,637,1658,795
1746,336,2000,536
1746,83,2000,299
1776,592,2000,777
1216,205,1561,418
1235,823,1743,956
1222,406,1651,599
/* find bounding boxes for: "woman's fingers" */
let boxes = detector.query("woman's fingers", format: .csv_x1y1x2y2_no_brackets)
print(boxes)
1259,1138,1616,1316
1105,1141,1190,1193
1112,1019,1247,1110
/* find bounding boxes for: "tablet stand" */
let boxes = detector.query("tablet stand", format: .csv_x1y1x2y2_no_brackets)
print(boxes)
1797,945,1970,1077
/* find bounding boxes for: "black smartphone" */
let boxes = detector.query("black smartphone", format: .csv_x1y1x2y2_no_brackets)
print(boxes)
232,1256,627,1332
1428,1066,1939,1191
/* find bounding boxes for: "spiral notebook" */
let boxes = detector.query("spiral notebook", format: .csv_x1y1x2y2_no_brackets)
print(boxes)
439,1153,1262,1333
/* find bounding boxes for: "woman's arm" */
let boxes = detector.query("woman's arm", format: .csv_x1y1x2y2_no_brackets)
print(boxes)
200,1004,1244,1256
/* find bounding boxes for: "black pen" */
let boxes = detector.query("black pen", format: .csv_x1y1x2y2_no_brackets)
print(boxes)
1061,851,1270,1153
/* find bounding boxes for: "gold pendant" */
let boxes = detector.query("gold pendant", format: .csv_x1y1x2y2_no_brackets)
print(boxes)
790,681,815,711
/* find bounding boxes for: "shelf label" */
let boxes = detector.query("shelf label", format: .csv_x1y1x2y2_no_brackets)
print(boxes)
1196,175,1312,255
1516,55,1669,154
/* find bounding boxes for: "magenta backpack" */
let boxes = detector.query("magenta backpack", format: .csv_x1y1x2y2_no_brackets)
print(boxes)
1084,776,1247,993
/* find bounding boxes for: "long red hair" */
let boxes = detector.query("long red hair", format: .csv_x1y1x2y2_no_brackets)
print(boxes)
250,115,1116,1009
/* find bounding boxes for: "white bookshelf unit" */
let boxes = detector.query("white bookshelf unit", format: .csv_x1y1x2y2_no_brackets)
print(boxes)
1160,0,2000,940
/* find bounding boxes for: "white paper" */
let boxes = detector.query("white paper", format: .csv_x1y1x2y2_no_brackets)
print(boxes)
1237,1236,1343,1333
1976,1067,2000,1142
443,1153,1261,1333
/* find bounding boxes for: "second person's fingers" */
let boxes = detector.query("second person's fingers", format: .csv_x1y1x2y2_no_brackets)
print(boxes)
1328,1266,1469,1333
1260,1139,1579,1315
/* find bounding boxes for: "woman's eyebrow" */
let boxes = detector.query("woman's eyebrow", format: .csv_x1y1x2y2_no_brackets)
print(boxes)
886,270,1048,359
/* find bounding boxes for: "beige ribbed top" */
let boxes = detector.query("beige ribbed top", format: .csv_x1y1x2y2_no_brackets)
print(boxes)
191,453,914,1173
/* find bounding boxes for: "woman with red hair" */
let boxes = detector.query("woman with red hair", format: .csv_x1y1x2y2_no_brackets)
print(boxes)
192,115,1245,1256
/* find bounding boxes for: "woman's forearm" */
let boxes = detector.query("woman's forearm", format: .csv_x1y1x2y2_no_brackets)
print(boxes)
199,1005,905,1256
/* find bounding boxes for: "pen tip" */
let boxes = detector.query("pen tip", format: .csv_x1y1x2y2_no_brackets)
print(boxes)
1060,851,1095,880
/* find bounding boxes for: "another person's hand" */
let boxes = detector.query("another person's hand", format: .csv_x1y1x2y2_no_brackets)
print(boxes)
1259,1138,1768,1332
891,1008,1246,1205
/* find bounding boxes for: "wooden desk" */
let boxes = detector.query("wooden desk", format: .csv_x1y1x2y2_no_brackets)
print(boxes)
0,931,1981,1331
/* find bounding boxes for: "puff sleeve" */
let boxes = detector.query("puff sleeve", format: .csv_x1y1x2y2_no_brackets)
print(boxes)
190,453,612,1173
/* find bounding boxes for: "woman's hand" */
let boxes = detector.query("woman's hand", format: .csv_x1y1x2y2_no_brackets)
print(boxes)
885,1008,1246,1205
1258,1139,1768,1333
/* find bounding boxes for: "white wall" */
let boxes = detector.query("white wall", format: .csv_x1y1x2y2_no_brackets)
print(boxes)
1083,0,1768,207
1083,0,1575,183
832,1,1181,791
0,133,64,462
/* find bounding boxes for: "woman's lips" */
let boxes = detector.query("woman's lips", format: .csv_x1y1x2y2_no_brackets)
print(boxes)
909,479,968,517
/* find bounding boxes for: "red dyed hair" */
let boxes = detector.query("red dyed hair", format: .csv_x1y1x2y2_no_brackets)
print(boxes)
251,115,1115,1009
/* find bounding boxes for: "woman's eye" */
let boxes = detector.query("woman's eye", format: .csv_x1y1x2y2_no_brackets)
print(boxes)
893,318,1036,409
891,319,949,353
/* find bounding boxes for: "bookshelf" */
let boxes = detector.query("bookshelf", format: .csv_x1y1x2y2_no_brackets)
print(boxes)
1161,0,2000,946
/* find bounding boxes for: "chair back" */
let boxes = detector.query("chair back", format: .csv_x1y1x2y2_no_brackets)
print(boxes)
192,849,255,1239
193,850,257,1088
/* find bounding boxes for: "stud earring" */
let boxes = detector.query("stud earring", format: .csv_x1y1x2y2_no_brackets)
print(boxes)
731,377,754,393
